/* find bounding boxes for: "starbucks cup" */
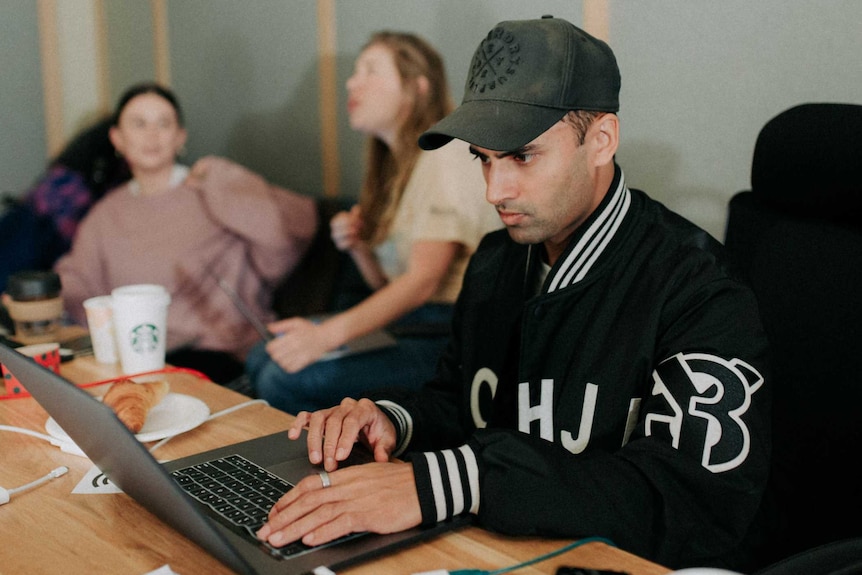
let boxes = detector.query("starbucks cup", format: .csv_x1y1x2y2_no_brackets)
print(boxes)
111,284,171,374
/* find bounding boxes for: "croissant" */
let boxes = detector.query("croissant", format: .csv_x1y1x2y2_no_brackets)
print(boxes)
102,379,170,434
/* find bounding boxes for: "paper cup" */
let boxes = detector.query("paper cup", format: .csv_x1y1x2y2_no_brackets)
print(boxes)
111,284,171,374
2,342,61,395
83,295,118,364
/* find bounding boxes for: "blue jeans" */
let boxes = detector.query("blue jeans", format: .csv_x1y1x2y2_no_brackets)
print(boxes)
246,304,452,415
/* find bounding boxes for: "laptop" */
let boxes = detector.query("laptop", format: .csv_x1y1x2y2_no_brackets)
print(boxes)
0,343,468,575
212,273,396,361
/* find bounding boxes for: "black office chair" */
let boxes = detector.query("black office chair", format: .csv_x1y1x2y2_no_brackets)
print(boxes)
723,103,862,572
754,538,862,575
270,197,371,319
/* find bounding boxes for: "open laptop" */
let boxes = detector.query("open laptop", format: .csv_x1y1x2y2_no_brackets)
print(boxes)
212,273,396,361
0,342,468,575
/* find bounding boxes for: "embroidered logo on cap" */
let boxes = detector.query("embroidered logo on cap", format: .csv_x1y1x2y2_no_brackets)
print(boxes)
468,26,523,95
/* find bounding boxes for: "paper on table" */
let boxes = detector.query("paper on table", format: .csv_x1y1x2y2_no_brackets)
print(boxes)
72,465,122,494
143,565,182,575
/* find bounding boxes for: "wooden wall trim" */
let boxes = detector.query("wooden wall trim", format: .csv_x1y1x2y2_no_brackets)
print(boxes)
317,0,340,198
583,0,610,42
37,0,63,158
93,0,111,115
151,0,172,86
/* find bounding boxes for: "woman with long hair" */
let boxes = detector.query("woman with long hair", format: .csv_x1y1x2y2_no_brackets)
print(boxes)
247,31,500,413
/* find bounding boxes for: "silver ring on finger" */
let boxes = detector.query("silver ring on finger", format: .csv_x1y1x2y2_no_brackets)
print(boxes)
319,470,331,489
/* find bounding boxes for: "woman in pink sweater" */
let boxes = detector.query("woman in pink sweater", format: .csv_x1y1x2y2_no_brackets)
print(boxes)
55,83,318,383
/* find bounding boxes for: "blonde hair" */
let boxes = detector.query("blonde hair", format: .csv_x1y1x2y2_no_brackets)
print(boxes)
357,31,453,244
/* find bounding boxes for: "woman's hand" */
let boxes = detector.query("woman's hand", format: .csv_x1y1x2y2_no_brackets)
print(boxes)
330,205,364,252
184,155,220,188
265,317,338,373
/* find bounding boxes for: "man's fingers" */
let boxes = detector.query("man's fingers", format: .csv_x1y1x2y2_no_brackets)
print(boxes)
267,501,346,548
288,411,311,440
259,462,421,550
373,442,391,462
306,409,333,464
321,403,352,470
262,474,345,546
294,399,389,470
298,509,358,546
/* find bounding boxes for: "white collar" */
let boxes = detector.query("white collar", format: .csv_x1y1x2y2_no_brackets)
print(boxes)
128,164,190,197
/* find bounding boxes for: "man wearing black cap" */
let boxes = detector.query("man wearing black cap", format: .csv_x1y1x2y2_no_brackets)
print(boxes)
258,16,770,571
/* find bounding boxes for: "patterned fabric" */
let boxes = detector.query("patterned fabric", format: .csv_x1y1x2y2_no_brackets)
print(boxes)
25,166,99,248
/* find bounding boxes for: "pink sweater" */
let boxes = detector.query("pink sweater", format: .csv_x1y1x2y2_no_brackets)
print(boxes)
55,157,318,359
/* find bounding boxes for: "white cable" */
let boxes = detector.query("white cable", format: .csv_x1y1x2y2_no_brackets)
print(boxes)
0,398,270,456
0,396,269,503
9,466,69,494
0,424,58,443
0,423,86,455
0,466,69,505
209,398,270,419
148,399,270,453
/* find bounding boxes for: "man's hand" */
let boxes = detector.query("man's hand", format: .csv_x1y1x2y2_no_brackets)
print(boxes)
289,398,398,471
255,461,421,548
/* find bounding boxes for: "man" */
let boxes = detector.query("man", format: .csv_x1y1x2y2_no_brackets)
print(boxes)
256,16,771,570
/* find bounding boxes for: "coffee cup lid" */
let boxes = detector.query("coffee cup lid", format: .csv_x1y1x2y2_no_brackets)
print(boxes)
7,271,62,300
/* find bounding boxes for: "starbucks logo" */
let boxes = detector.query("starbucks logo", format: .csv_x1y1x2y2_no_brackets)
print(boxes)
130,323,160,353
468,26,523,95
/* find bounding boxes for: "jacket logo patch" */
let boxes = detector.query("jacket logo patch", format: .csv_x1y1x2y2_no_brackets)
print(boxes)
646,352,764,473
471,352,763,473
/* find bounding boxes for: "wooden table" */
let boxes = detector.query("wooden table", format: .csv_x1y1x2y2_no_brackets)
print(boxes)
0,355,670,575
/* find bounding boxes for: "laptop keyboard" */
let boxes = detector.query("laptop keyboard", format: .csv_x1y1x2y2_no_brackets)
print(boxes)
170,454,311,559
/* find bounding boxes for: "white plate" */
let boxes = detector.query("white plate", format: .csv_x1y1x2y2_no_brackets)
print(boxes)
45,393,210,444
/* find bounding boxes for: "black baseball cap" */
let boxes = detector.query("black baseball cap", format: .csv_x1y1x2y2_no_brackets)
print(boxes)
419,15,620,152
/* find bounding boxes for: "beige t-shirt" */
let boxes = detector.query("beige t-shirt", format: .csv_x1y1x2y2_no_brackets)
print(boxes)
374,139,502,303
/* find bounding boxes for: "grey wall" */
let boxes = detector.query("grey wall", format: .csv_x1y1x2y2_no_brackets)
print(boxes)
3,1,862,241
612,0,862,238
166,1,321,196
104,0,157,103
0,3,46,197
160,0,581,199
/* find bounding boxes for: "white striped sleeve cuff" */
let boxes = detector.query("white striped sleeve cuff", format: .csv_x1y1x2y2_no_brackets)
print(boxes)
409,444,480,524
375,400,413,458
